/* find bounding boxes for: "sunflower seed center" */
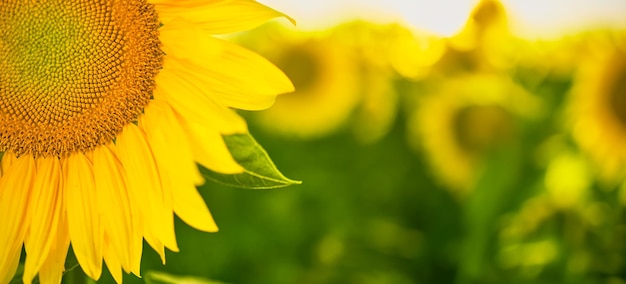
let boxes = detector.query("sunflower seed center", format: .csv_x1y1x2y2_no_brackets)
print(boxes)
0,0,162,157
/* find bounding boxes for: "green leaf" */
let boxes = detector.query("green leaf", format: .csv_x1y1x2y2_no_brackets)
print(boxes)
145,271,228,284
9,264,24,284
200,133,301,189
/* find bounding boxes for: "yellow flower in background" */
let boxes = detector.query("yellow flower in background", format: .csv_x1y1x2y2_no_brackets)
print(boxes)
514,31,620,90
241,25,360,139
385,24,446,80
452,0,509,49
328,21,414,143
408,74,538,196
329,21,397,70
328,21,444,79
544,153,591,209
0,1,293,283
435,0,517,74
569,34,626,183
240,21,434,142
350,66,398,144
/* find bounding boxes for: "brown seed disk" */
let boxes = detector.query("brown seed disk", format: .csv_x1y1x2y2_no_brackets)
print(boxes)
0,0,162,158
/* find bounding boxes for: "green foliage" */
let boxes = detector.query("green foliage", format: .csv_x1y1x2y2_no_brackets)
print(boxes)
9,264,23,284
144,271,227,284
201,133,301,189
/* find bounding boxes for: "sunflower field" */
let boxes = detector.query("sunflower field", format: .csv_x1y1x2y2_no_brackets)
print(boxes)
96,2,626,284
6,0,625,283
102,0,626,283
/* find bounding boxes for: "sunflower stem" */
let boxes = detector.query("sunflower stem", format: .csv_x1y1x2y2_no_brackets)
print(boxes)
63,266,90,284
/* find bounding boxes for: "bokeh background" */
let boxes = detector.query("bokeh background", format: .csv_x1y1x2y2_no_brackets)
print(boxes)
119,0,626,283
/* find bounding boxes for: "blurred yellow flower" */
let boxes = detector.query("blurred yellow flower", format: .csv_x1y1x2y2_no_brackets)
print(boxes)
544,153,591,209
452,0,509,49
329,21,397,70
518,31,620,85
242,25,361,139
329,21,445,80
0,0,292,283
569,33,626,182
499,239,559,269
386,25,446,80
436,0,517,75
409,74,536,196
350,67,398,144
328,21,414,143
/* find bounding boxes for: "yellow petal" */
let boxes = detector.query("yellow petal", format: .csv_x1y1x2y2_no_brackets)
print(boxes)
23,157,63,283
153,0,294,34
115,124,178,262
140,100,203,186
2,249,21,284
172,184,219,232
153,68,245,173
92,145,134,273
39,208,70,284
166,105,244,174
159,21,294,109
155,67,248,134
103,235,123,284
105,143,144,276
163,54,280,111
0,151,16,177
0,155,35,284
64,153,103,280
141,100,218,232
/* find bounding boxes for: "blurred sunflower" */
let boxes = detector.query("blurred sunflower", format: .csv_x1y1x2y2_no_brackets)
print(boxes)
385,24,445,80
329,20,396,70
452,0,509,49
408,74,537,196
435,0,516,75
569,34,626,182
350,66,398,144
328,21,411,143
242,25,360,139
0,1,293,283
514,31,619,92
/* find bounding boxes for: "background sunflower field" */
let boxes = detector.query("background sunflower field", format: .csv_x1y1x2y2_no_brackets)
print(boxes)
106,0,626,283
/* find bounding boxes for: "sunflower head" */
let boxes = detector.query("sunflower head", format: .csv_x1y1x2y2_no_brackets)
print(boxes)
470,0,508,32
570,35,626,182
442,0,514,72
607,58,626,126
410,74,536,195
276,43,323,94
0,0,161,158
453,104,514,155
0,1,294,283
239,25,361,139
386,24,446,80
458,0,509,45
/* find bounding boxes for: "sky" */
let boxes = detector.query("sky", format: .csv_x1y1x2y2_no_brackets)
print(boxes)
261,0,626,37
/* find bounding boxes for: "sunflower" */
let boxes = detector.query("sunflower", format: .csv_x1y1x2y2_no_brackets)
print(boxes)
385,24,445,80
451,0,509,49
349,66,398,144
408,74,537,196
0,1,293,283
434,0,517,75
569,34,626,182
241,25,360,139
327,21,408,143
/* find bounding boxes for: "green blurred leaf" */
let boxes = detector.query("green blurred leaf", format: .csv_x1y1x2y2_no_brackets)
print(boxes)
9,264,23,284
201,133,301,189
457,145,524,284
144,271,227,284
